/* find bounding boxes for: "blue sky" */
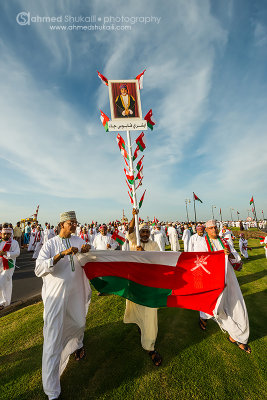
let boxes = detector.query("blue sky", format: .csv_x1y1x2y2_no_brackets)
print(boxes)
0,0,266,225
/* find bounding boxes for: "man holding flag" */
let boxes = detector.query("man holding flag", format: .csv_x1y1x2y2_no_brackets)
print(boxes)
124,208,162,366
195,220,251,353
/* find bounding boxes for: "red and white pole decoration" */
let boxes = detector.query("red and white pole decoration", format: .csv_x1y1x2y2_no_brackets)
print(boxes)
98,69,156,247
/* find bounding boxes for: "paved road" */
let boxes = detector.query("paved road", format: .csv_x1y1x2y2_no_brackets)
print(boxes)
12,249,42,303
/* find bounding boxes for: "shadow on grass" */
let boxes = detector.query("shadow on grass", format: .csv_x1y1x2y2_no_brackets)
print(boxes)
241,253,266,262
59,308,218,399
0,343,45,400
244,289,267,341
237,269,267,286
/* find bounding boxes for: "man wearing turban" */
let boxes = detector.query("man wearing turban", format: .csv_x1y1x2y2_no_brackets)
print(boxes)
123,208,162,367
115,83,136,118
192,219,251,354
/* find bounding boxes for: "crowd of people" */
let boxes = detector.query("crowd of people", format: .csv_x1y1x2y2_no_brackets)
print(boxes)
0,211,266,399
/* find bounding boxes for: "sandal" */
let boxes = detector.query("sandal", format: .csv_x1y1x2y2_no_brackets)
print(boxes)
148,350,162,367
228,337,251,354
199,317,207,331
74,346,86,361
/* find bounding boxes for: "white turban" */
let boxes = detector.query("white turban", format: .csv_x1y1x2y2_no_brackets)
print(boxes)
205,219,217,228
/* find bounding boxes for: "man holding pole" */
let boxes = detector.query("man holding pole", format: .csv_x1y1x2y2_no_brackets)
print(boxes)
124,208,162,366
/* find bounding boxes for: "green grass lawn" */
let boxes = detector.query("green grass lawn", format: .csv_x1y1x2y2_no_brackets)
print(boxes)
0,239,266,400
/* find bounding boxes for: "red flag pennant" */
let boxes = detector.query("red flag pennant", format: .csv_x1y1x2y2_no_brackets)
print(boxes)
97,70,108,86
139,190,146,209
144,109,155,130
124,168,135,184
100,110,109,132
135,69,146,89
128,191,134,205
136,132,146,151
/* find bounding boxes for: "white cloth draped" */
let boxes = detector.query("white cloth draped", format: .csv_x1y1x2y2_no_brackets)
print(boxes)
0,239,20,306
35,235,91,400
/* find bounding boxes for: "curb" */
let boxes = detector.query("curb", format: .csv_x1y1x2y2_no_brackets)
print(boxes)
0,293,42,318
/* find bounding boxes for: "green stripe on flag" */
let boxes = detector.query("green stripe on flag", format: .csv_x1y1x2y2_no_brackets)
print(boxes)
115,238,125,245
137,140,145,151
91,276,171,308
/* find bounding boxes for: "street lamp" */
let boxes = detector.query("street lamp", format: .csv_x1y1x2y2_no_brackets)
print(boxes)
212,205,216,219
185,199,191,223
230,208,234,221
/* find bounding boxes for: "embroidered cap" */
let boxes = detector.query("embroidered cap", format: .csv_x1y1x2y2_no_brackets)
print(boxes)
139,223,150,231
60,211,77,223
205,219,217,228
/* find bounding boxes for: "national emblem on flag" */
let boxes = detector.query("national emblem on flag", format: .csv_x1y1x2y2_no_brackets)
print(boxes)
144,109,155,130
100,110,109,132
97,70,108,86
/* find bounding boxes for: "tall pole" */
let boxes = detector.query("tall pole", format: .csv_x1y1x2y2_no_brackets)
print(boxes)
237,211,239,221
247,209,250,217
212,205,216,219
193,195,197,223
126,130,140,246
262,210,265,220
230,208,233,221
220,208,222,222
185,199,189,223
253,199,258,222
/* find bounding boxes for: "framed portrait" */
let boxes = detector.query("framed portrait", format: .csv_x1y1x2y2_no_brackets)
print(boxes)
108,80,143,122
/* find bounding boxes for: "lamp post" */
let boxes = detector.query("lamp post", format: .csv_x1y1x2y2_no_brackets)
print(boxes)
230,208,234,221
212,205,216,219
185,199,190,223
247,209,251,218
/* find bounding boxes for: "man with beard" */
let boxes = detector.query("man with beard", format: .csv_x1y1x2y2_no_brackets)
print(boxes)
0,224,20,310
115,83,135,118
35,211,91,400
194,220,251,354
124,208,162,367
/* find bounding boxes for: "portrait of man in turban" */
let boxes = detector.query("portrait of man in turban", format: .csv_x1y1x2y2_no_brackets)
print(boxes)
115,83,136,118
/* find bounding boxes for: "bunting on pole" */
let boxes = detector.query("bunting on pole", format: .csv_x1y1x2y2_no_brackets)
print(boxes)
136,132,146,151
100,110,109,132
124,168,135,184
117,134,129,159
128,191,134,205
123,157,129,169
136,155,144,171
250,196,254,205
135,166,144,180
139,190,146,209
125,178,132,192
135,69,146,89
136,178,143,190
144,109,155,130
133,146,139,161
97,71,108,86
